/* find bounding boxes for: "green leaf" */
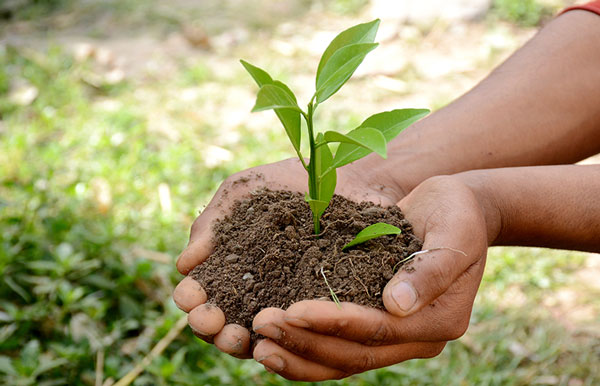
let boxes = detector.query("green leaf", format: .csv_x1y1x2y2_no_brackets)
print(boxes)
332,108,429,168
240,59,274,85
316,19,380,84
343,223,401,250
315,43,378,104
4,276,30,302
252,83,302,113
314,133,336,206
305,197,329,221
0,356,16,375
270,81,302,151
32,357,69,378
323,127,387,160
360,108,430,141
241,60,302,151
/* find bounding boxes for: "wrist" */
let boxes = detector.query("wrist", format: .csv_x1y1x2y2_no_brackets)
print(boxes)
344,122,442,200
453,170,504,246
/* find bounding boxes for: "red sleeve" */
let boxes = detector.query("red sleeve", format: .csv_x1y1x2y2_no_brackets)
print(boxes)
561,1,600,16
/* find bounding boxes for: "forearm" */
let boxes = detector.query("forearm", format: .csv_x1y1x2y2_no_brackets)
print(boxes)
357,10,600,194
458,165,600,252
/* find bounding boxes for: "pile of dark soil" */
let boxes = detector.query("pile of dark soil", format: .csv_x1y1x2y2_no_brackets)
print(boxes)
190,188,422,331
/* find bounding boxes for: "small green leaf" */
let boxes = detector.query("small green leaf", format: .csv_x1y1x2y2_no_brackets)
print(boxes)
305,197,329,220
324,127,387,160
314,133,336,206
241,61,301,152
240,59,273,85
271,81,302,151
331,109,429,168
343,222,401,250
316,19,380,84
252,83,302,113
360,108,430,140
315,43,378,104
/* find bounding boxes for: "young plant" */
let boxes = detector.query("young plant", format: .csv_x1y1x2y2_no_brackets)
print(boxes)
342,222,401,250
241,19,429,235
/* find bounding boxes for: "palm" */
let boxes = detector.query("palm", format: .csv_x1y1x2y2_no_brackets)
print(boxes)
248,176,490,380
173,157,406,358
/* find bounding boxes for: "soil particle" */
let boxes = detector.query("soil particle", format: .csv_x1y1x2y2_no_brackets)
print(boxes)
191,188,422,335
232,176,251,185
224,254,240,263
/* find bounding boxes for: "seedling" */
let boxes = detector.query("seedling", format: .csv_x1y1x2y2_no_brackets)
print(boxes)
342,222,401,250
242,19,428,236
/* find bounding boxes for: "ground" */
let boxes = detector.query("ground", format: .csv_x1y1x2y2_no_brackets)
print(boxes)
0,0,598,385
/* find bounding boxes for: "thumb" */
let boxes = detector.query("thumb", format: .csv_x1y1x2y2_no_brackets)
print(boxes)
382,193,486,316
176,204,219,274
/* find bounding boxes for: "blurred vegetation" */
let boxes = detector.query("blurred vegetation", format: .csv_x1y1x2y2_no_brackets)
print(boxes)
0,0,71,20
491,0,557,27
1,0,598,385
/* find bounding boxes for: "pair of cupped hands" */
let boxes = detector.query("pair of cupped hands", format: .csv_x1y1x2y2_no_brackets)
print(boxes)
173,158,489,381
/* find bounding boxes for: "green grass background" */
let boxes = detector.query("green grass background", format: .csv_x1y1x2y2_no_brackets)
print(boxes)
1,0,599,385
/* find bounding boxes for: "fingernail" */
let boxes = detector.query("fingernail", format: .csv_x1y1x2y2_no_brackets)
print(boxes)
253,324,283,339
391,281,418,312
283,317,310,328
258,355,285,372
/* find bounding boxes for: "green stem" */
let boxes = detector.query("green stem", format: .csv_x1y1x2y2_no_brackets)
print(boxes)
296,149,309,171
306,102,320,234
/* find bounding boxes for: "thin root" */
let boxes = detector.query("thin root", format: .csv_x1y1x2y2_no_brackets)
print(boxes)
333,255,349,272
349,258,370,297
393,247,468,272
320,267,342,308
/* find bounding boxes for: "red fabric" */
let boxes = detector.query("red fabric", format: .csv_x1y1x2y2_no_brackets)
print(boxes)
561,1,600,16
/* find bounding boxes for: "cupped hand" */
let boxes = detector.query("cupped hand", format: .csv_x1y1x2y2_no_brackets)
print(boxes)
172,157,405,358
250,175,491,380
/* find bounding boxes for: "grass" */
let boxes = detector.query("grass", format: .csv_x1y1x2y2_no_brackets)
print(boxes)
1,1,598,385
490,0,559,27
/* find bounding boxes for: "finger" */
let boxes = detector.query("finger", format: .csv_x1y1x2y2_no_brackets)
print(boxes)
188,303,226,343
385,188,486,316
214,324,252,359
176,169,272,275
254,339,347,381
176,230,213,274
284,301,404,345
173,276,207,312
283,253,487,345
283,297,461,345
253,308,445,374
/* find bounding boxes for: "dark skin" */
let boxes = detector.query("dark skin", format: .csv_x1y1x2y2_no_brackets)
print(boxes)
173,10,600,381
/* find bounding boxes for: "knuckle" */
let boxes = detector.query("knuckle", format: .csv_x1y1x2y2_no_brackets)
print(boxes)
355,350,379,371
327,318,349,336
421,343,446,359
189,216,203,236
280,332,314,356
332,370,352,380
444,318,469,341
418,262,452,299
364,323,394,346
429,259,453,284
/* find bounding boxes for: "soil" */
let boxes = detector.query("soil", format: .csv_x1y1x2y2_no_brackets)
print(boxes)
190,188,422,336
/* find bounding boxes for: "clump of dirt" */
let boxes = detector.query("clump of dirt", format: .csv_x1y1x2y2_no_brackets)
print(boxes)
190,188,422,333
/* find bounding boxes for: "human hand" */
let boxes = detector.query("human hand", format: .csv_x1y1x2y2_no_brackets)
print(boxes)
250,175,492,380
172,157,405,358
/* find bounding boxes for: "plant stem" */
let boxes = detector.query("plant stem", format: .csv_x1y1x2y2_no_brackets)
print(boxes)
306,101,320,234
